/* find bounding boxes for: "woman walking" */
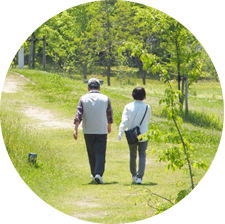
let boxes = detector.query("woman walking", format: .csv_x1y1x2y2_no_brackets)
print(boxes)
118,87,151,184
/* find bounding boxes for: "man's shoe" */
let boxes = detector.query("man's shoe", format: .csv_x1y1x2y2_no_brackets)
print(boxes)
95,174,104,184
132,176,137,183
91,175,95,182
136,178,142,185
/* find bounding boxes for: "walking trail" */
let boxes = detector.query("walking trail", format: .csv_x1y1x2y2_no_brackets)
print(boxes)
2,72,75,129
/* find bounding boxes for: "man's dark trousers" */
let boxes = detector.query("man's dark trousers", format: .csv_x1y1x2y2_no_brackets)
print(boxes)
84,134,107,177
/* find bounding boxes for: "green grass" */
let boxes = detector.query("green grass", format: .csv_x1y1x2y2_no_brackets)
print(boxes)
0,69,223,223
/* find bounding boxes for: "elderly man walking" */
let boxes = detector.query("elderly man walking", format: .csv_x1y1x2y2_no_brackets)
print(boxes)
73,78,113,184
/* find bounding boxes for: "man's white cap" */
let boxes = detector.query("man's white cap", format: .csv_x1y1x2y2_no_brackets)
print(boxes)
88,78,100,88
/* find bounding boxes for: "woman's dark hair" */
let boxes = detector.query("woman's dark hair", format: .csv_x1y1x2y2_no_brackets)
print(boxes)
132,87,146,100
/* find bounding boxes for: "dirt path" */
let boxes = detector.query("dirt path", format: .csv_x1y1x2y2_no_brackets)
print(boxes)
2,72,76,129
2,75,24,93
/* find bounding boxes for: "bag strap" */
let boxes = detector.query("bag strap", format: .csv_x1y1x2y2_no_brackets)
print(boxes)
139,105,148,126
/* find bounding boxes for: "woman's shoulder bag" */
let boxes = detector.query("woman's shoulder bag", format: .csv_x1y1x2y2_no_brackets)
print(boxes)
125,105,148,145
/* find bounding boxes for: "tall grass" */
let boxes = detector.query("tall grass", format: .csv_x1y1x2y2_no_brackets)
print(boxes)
182,110,223,131
0,111,67,206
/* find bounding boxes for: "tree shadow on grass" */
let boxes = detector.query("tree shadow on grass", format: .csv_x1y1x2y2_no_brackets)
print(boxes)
0,197,45,210
159,110,223,131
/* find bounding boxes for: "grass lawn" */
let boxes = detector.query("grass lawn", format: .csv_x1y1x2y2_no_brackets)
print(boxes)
0,69,223,223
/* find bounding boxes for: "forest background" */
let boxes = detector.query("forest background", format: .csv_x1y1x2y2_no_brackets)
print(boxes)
13,0,218,89
0,0,225,223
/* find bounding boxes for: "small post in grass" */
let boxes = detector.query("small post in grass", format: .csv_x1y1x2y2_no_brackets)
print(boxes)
28,153,37,164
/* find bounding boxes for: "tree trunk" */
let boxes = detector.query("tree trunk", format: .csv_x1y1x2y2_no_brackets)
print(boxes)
135,56,146,85
30,1,36,68
185,76,188,115
176,39,183,106
141,70,146,85
83,63,87,81
107,62,111,86
43,36,46,70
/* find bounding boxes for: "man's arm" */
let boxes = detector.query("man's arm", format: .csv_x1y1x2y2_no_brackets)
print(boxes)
106,98,113,134
73,121,80,140
73,98,83,140
108,123,112,134
106,98,113,123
